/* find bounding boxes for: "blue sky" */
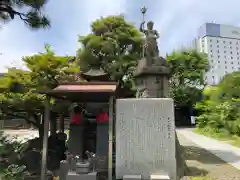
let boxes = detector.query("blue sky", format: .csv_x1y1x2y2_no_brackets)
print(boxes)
0,0,240,72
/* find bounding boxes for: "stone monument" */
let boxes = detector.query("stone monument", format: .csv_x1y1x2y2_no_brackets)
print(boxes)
115,7,186,180
135,7,170,99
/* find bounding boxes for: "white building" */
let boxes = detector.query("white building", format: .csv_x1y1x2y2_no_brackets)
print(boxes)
194,23,240,84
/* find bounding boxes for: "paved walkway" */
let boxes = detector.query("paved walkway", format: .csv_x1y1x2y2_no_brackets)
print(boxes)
177,128,240,171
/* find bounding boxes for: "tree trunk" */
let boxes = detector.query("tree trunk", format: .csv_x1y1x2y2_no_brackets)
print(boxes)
38,125,44,141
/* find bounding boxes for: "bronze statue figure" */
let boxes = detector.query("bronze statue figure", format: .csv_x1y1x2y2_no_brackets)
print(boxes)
140,21,160,58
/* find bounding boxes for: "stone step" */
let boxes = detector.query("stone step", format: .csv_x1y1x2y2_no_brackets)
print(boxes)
123,175,142,180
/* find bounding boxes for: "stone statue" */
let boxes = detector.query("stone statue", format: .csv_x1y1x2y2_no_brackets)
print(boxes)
85,150,96,172
66,152,74,171
140,20,160,58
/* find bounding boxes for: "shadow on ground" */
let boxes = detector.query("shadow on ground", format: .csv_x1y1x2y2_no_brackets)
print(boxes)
184,145,228,165
185,166,208,176
210,149,240,164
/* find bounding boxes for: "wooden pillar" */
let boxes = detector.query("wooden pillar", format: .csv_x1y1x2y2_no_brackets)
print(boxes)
108,96,114,180
40,96,50,180
59,114,64,132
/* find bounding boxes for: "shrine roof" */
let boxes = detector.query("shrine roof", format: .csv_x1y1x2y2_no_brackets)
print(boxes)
38,82,117,102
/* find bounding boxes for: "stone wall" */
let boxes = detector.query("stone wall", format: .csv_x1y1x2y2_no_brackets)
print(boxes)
0,119,30,129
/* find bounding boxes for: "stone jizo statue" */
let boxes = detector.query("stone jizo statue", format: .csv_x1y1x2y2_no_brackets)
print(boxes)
140,21,160,58
85,150,96,172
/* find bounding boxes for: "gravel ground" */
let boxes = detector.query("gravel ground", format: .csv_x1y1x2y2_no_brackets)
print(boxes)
177,133,240,180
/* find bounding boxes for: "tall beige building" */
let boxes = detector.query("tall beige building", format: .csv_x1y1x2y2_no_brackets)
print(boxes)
194,23,240,84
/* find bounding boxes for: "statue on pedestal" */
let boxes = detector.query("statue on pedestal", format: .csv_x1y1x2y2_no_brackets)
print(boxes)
134,7,170,99
140,6,160,59
140,21,160,58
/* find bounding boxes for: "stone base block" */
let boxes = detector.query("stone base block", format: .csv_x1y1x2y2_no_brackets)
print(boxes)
59,161,69,180
123,175,142,180
116,98,176,180
150,174,170,180
66,172,97,180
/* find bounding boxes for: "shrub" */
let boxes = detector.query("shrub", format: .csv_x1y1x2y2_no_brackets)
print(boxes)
2,164,28,180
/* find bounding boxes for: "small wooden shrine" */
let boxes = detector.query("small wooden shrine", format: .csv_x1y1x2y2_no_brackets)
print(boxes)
38,66,116,180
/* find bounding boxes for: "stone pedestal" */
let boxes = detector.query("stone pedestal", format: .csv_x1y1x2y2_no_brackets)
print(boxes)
123,175,142,180
115,98,176,180
150,175,170,180
66,172,97,180
68,124,84,158
96,122,109,172
59,161,69,180
134,57,171,98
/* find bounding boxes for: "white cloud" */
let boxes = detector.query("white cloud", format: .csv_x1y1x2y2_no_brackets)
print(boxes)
0,0,127,72
1,0,240,72
152,0,240,54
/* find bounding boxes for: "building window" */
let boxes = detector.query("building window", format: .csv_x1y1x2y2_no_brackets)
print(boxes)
225,61,227,64
230,51,233,54
210,45,212,47
217,40,219,43
218,60,220,63
230,42,232,44
231,56,233,59
232,67,234,69
231,62,233,64
224,46,226,48
224,56,227,58
210,50,212,52
225,66,227,69
217,45,219,48
210,39,212,42
223,41,225,43
224,51,226,53
237,52,239,55
218,55,220,58
230,46,232,49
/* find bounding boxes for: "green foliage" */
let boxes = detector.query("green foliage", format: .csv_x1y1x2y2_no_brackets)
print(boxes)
77,15,142,89
0,44,80,136
0,132,29,179
23,44,80,89
0,0,50,29
166,49,209,106
2,164,28,180
0,132,27,156
195,72,240,136
218,72,240,100
195,127,240,147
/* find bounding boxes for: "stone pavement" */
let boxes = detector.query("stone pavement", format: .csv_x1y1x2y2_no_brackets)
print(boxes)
177,131,240,180
177,128,240,171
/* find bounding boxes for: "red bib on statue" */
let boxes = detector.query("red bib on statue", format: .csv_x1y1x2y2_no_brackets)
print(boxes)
96,112,109,123
71,113,82,124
